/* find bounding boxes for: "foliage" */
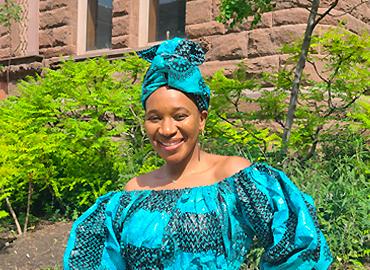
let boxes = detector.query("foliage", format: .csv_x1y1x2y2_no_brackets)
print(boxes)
348,97,370,131
217,0,273,28
281,27,369,159
208,27,369,161
206,64,282,160
0,0,22,27
0,55,149,231
284,138,369,269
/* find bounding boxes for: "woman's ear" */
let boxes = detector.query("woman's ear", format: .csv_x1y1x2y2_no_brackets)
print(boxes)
199,110,208,131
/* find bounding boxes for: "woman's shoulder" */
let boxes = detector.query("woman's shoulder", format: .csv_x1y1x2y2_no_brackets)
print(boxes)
212,155,252,180
125,168,168,191
124,169,158,191
224,155,251,171
124,177,139,191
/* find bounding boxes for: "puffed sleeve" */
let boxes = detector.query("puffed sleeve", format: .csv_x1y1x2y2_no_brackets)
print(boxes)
234,163,332,270
64,191,132,270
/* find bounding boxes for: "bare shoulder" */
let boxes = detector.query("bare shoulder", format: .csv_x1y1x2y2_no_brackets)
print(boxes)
124,169,160,191
124,176,140,191
221,156,252,176
211,154,251,180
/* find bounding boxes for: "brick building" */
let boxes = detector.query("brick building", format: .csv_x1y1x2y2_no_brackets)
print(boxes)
0,0,369,98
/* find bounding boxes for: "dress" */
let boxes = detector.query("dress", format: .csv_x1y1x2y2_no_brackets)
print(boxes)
63,163,332,270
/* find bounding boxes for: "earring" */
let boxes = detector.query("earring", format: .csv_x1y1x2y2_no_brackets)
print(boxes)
198,129,204,161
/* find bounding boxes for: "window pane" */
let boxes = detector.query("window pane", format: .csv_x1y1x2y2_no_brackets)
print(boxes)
155,0,186,41
86,0,112,51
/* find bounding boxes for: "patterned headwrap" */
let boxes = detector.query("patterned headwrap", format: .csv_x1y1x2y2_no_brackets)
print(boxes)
137,37,211,111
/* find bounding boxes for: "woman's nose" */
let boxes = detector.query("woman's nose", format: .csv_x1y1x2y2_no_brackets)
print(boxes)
159,119,177,137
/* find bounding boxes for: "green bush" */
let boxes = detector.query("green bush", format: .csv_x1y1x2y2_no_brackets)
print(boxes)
284,153,369,268
0,55,150,230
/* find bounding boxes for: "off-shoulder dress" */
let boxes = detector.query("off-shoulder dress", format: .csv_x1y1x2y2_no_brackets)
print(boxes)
64,163,332,270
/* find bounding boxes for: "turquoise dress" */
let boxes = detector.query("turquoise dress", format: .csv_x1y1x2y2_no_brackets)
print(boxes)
64,163,332,269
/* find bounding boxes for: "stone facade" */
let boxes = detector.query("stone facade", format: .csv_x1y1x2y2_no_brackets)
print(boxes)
0,0,369,97
39,0,76,57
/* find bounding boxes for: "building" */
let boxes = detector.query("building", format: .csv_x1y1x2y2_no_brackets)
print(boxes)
0,0,369,98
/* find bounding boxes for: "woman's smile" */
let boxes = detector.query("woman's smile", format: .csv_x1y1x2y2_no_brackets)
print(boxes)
157,138,185,151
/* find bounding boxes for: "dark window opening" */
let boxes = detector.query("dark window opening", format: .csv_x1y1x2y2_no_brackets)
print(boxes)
148,0,186,43
86,0,112,51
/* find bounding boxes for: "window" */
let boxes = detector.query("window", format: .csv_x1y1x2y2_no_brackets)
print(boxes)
149,0,186,42
139,0,186,46
77,0,112,54
86,0,113,51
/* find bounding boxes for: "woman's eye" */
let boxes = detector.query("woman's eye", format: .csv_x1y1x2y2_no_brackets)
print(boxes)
174,114,187,121
147,116,161,122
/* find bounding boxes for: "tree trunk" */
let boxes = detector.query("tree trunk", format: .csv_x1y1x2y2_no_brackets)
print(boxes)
281,0,320,154
5,197,22,236
23,177,33,233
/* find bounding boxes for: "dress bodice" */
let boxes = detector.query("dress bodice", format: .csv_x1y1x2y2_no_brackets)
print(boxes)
64,163,332,270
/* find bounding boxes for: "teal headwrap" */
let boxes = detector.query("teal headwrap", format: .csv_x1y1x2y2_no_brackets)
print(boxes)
137,37,211,111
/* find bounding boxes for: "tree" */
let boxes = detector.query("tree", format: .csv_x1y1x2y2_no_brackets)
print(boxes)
217,0,368,155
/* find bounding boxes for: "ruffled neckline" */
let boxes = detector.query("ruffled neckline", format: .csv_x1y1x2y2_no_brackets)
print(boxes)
125,162,259,194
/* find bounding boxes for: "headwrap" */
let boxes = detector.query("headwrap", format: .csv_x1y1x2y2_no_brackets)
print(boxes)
137,37,211,111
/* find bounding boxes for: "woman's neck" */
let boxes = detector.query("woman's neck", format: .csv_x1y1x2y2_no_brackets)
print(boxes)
163,145,208,181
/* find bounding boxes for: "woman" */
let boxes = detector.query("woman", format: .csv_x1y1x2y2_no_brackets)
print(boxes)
64,38,332,269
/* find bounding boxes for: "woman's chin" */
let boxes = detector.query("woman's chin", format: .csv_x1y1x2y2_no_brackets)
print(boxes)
153,141,197,164
158,152,184,164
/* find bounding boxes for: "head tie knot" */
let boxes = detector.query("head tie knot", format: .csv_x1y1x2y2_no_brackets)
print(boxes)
137,38,211,111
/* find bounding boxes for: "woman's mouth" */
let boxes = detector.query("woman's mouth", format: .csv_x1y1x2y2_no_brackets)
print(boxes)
157,139,184,151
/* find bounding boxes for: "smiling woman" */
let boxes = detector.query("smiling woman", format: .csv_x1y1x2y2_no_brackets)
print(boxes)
63,38,333,269
143,86,207,167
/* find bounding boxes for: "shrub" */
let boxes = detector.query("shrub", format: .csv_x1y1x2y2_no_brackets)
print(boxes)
0,55,150,232
237,132,369,269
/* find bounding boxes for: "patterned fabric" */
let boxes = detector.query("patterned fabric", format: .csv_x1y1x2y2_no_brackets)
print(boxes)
137,38,211,111
64,163,333,270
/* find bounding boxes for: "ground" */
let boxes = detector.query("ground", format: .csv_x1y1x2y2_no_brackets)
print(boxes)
0,221,72,270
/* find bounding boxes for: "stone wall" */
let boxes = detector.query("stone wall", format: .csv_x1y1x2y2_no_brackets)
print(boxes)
186,0,370,77
1,0,369,62
0,25,10,59
0,0,369,98
39,0,77,58
112,0,130,49
38,0,133,57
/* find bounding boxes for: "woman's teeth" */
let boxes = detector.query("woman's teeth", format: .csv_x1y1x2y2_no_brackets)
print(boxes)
158,140,184,150
161,141,181,146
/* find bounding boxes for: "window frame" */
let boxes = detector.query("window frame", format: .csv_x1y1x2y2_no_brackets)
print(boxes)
138,0,186,47
138,0,151,47
77,0,113,55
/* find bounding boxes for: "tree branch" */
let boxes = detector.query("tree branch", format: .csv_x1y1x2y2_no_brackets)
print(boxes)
274,117,286,129
216,112,267,149
324,53,355,110
307,59,329,83
313,0,339,28
329,0,368,17
303,125,323,161
323,95,361,118
5,197,22,236
23,176,33,233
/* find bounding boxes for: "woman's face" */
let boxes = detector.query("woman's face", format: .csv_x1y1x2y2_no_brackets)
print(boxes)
144,86,207,164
